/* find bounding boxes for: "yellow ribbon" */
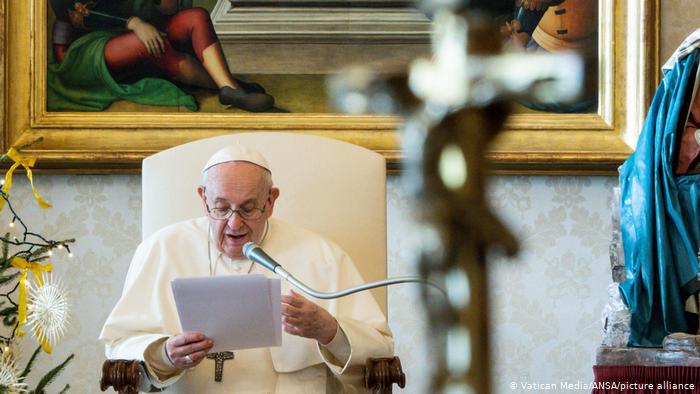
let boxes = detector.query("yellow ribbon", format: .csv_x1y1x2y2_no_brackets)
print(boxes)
32,324,52,354
10,257,52,353
0,148,51,210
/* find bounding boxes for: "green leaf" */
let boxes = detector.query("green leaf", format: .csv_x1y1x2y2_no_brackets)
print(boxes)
0,272,20,286
20,346,41,379
32,354,73,393
3,315,16,327
0,238,9,268
0,306,17,317
0,306,17,327
27,255,49,264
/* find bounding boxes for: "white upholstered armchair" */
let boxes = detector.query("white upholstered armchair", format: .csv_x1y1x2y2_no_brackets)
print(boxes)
100,133,405,393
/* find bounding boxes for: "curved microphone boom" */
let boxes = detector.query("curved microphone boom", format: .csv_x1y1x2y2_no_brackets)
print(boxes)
243,242,445,299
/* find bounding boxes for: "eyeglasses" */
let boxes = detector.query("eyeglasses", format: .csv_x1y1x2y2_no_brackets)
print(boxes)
205,197,269,221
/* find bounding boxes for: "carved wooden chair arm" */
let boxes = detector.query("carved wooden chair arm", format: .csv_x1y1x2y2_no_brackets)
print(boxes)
100,359,159,393
364,356,406,394
101,356,406,393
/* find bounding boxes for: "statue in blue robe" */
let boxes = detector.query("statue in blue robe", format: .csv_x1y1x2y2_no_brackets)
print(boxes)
619,48,700,347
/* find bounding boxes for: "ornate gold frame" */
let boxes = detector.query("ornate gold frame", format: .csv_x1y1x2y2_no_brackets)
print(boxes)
1,0,658,174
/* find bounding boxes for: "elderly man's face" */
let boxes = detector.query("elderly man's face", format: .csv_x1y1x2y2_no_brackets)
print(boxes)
197,161,279,259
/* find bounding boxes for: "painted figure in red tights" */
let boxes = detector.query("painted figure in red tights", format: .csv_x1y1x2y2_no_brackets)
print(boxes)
48,0,274,112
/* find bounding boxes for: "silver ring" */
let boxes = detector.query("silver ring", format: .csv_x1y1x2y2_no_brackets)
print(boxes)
184,355,193,365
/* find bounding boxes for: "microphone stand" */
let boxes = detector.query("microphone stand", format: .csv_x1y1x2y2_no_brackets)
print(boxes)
243,242,446,299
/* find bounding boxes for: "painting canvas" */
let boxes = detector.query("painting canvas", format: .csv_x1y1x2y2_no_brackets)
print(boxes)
498,0,599,114
45,0,432,114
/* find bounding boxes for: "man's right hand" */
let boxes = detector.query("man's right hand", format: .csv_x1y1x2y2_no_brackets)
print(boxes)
126,16,166,57
165,332,214,369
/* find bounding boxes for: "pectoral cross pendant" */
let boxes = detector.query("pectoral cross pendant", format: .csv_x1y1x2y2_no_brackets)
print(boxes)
206,351,235,382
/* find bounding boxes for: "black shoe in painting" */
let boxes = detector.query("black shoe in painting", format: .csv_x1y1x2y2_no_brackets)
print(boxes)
219,86,274,112
234,78,267,94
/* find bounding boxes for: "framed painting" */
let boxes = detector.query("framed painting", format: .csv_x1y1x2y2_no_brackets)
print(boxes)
0,0,658,174
491,0,659,174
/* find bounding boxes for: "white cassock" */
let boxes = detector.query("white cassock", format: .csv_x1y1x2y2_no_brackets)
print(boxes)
99,217,393,393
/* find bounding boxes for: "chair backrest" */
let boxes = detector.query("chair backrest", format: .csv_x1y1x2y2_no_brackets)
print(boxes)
142,133,388,312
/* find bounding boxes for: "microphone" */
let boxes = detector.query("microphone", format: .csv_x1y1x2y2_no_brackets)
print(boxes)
242,242,281,273
243,242,445,299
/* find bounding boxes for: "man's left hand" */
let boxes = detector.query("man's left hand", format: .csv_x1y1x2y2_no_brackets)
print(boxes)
281,289,337,344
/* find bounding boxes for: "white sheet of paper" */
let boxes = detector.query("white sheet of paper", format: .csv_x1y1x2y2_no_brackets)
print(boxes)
171,274,282,353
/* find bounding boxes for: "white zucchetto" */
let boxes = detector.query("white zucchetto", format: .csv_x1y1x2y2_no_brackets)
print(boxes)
202,144,271,173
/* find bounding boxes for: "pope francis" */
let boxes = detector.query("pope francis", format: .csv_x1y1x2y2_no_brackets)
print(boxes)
99,145,394,393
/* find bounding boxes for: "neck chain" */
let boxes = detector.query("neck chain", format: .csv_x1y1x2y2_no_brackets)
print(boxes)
207,220,269,276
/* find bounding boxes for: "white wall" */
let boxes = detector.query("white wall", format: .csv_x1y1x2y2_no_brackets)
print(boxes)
388,176,616,393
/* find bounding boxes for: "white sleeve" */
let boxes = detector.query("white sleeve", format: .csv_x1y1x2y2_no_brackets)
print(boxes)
99,237,184,373
317,250,394,387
